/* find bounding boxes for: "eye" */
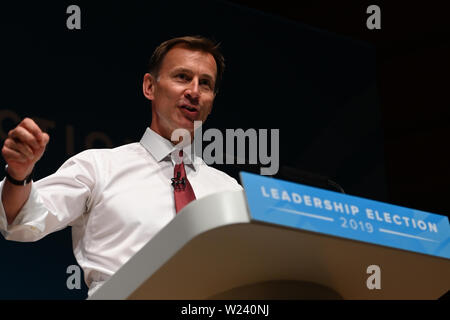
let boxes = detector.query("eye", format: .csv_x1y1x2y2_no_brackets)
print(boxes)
200,79,212,89
176,73,189,81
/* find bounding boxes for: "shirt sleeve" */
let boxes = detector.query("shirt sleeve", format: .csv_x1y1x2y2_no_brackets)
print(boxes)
0,150,100,242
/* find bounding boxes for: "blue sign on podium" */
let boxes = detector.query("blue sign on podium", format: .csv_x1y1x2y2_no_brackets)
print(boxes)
240,172,450,260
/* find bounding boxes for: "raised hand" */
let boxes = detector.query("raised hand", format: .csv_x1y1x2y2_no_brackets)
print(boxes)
2,118,50,181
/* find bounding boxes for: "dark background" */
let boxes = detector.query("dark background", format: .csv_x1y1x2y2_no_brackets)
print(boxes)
0,0,448,299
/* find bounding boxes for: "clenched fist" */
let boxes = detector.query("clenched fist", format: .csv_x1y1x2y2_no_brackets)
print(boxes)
2,118,50,181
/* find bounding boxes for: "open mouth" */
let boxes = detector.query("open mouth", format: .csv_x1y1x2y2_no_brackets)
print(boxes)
179,104,199,121
180,105,197,112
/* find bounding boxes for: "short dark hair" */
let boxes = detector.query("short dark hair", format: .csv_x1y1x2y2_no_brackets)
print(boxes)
148,36,225,94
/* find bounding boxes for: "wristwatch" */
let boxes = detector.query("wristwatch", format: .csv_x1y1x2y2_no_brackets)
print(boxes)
4,164,34,186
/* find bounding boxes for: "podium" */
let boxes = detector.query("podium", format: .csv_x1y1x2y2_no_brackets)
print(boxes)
89,189,449,300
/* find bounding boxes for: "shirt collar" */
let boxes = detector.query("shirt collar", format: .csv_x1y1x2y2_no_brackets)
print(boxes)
139,127,199,171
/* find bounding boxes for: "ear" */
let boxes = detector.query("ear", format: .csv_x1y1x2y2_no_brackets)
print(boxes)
143,73,156,100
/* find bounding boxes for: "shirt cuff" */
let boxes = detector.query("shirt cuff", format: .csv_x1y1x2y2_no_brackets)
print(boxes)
0,178,44,241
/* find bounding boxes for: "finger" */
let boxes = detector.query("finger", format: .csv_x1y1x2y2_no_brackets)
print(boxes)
20,118,44,142
9,126,40,150
41,132,50,147
2,146,28,163
4,138,34,160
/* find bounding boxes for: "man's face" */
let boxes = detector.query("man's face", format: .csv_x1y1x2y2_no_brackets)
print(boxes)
143,45,217,142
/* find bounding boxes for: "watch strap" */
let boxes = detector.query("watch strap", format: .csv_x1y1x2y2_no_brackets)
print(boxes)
4,165,34,186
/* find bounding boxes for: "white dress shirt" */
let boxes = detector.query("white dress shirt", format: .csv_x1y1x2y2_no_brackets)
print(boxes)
0,128,242,296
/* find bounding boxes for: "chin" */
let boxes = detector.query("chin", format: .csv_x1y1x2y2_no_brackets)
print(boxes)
170,123,194,139
177,119,195,130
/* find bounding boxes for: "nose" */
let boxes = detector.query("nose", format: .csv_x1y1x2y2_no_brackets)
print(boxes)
184,79,200,103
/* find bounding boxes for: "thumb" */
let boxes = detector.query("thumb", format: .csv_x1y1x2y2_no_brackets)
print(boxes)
40,133,50,147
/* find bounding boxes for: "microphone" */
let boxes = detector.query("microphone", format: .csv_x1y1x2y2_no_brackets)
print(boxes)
277,166,345,194
171,171,186,190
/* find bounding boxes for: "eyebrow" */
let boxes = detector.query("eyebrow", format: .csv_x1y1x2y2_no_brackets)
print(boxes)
171,67,215,83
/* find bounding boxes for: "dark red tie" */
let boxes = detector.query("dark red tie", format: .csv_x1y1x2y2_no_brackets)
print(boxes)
173,150,196,213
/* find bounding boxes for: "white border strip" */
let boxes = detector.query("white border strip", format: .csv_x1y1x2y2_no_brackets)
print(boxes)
272,207,334,222
379,228,439,242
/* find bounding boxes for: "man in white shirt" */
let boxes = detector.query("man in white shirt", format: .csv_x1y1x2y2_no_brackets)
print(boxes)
0,36,242,296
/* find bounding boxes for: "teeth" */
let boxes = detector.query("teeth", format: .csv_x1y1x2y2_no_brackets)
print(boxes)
183,105,195,111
